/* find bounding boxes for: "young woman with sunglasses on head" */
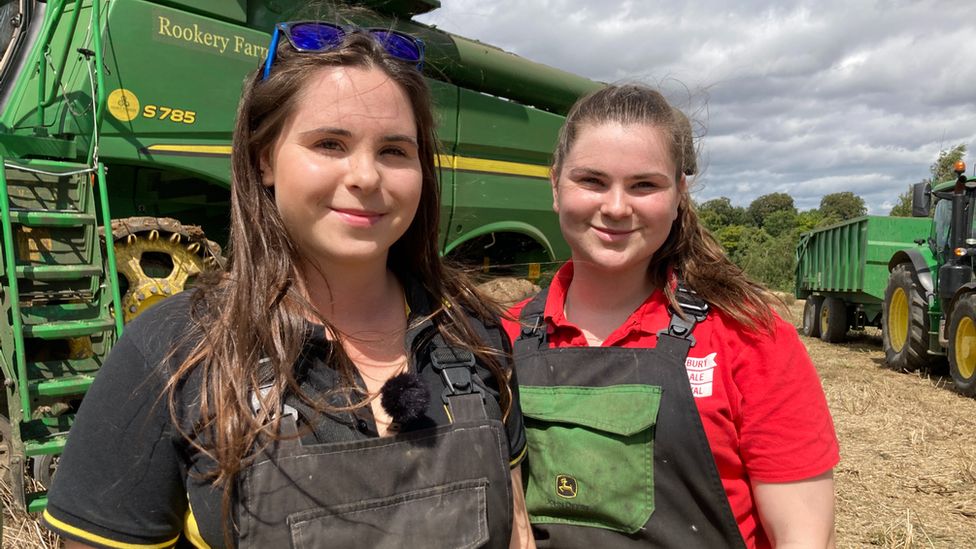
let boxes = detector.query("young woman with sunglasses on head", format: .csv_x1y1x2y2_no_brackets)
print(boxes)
42,22,534,549
503,85,839,548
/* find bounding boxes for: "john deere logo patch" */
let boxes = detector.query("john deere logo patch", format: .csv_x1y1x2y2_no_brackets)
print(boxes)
107,88,140,122
555,475,577,499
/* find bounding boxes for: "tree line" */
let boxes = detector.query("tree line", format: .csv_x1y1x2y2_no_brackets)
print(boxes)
699,144,967,292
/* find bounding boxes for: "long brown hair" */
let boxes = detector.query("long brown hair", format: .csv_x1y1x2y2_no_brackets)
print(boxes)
166,31,512,528
552,84,779,331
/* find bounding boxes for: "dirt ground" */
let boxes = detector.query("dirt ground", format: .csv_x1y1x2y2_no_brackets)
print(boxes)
792,307,976,547
3,291,976,547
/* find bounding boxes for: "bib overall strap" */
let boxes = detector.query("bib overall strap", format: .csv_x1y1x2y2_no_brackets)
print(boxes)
430,343,488,422
248,358,300,440
514,289,549,354
657,284,709,346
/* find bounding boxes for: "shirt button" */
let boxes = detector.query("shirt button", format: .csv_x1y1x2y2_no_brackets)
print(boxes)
356,419,369,431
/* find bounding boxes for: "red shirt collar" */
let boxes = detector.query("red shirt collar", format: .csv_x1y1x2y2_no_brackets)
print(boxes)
543,261,674,345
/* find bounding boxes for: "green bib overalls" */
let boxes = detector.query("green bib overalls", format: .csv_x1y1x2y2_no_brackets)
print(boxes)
513,287,747,548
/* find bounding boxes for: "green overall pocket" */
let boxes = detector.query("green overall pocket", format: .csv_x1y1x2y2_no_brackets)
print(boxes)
520,385,662,534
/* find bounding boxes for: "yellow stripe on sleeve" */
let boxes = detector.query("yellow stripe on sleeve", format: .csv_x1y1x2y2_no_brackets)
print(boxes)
42,509,181,549
509,444,528,468
183,500,213,549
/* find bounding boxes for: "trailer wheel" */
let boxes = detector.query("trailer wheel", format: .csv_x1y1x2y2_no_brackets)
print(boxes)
882,263,931,372
818,297,848,342
801,296,823,337
947,293,976,396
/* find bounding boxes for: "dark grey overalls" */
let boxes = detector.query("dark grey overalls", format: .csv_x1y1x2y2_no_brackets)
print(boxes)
513,287,747,548
234,342,514,548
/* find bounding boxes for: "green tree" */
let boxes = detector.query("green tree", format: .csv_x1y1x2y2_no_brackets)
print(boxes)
890,187,912,217
796,209,824,232
699,197,747,231
763,209,798,238
930,144,967,184
698,207,723,233
819,192,866,223
737,229,797,291
747,192,795,227
890,144,966,217
738,231,797,291
714,224,751,261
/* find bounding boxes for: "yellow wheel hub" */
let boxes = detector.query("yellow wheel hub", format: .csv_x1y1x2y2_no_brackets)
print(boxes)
114,230,205,322
887,287,909,353
954,316,976,380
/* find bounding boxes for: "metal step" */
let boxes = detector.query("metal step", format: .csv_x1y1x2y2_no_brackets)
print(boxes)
15,264,102,281
27,356,102,378
28,373,95,398
11,209,96,227
27,493,48,514
23,317,115,339
24,434,67,457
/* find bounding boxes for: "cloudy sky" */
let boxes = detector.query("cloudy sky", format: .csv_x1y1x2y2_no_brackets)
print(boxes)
416,0,976,214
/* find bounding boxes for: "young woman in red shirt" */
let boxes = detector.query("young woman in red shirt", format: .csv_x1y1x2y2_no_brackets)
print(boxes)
505,84,839,548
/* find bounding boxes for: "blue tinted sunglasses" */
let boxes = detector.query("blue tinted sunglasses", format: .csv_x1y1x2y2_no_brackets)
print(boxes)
262,21,425,80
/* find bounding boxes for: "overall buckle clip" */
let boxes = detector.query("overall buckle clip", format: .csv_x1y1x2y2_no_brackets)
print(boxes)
657,286,710,346
430,347,484,404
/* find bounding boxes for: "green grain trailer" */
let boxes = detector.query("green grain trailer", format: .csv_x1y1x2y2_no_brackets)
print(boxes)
0,0,603,511
795,215,932,342
795,163,976,400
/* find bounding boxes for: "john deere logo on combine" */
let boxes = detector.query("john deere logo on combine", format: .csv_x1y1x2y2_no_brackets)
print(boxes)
555,475,577,499
107,89,140,122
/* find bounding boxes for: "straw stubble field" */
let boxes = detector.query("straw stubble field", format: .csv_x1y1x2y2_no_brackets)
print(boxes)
2,295,975,547
797,308,976,547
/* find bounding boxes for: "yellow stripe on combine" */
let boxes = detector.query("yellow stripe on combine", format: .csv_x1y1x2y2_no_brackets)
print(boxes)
42,509,181,549
145,144,233,156
141,145,549,179
437,154,550,180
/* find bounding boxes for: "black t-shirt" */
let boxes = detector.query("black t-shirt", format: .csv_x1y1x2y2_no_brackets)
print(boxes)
41,284,525,548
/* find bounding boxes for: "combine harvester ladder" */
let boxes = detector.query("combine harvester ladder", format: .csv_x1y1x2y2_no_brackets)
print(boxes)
0,0,122,512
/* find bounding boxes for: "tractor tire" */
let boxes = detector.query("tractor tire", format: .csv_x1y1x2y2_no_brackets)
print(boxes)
819,297,848,343
31,453,58,488
882,263,931,372
801,296,823,337
947,293,976,397
106,217,223,322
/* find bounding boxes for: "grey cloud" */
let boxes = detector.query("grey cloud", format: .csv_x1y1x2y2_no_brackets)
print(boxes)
417,0,976,214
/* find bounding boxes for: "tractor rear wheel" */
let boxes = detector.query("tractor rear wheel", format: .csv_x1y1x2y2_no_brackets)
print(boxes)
882,263,931,372
801,296,823,337
947,293,976,397
819,297,848,343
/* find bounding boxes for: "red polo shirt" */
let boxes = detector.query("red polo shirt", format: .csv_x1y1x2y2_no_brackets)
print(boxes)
503,262,839,548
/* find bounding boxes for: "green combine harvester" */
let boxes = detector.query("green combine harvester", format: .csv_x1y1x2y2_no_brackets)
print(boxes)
0,0,602,512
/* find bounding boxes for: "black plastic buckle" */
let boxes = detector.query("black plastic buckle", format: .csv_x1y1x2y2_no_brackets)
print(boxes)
656,286,710,345
430,347,484,404
675,286,709,320
520,315,544,339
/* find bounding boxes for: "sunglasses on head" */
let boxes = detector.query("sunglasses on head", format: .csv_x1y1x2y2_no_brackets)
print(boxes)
261,21,425,80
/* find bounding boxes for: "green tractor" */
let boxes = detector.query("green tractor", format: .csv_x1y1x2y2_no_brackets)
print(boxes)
795,160,976,397
892,160,976,396
0,0,601,511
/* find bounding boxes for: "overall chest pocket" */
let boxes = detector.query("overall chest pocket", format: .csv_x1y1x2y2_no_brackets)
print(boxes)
520,385,662,534
287,479,490,549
